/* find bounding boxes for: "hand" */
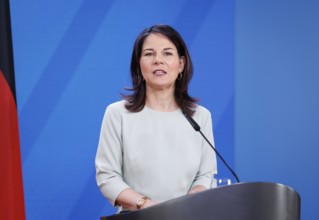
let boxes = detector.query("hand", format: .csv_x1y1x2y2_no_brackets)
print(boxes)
142,199,158,209
188,185,207,194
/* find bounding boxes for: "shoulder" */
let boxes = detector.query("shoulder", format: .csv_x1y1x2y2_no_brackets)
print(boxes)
193,104,211,117
192,104,213,126
106,100,126,111
104,100,129,117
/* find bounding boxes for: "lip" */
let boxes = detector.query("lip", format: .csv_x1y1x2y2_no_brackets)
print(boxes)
153,69,167,75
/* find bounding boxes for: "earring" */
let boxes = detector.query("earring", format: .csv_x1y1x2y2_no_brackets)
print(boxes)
177,73,182,80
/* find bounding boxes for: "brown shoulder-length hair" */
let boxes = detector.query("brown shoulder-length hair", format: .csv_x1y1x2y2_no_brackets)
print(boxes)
123,24,198,116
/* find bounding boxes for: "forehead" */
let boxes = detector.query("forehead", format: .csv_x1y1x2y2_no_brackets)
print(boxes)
142,33,177,50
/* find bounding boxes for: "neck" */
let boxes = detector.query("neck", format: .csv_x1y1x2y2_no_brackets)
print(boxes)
145,87,178,112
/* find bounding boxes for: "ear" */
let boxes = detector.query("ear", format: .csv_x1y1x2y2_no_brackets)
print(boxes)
178,56,185,72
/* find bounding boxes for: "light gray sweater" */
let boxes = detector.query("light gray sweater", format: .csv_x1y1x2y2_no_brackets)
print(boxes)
95,100,217,207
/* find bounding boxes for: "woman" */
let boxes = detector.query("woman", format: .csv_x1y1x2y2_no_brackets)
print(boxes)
95,24,217,212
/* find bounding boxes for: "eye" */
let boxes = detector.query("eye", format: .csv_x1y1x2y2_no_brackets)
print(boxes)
143,52,154,56
164,52,173,56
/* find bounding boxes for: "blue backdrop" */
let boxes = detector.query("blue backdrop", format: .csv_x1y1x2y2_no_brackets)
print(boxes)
235,1,319,220
11,0,234,219
10,0,319,219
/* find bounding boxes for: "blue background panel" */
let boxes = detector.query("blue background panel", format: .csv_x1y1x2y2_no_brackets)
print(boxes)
10,0,319,219
11,0,235,219
235,1,319,220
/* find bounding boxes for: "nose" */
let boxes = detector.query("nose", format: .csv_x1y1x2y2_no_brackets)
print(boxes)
154,54,163,65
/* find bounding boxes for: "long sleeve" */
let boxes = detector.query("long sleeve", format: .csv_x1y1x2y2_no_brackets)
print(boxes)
95,104,129,206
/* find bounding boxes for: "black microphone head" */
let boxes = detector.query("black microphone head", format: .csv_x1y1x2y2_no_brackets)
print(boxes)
182,111,200,131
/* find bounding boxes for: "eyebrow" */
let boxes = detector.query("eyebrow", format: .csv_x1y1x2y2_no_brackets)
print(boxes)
142,47,175,52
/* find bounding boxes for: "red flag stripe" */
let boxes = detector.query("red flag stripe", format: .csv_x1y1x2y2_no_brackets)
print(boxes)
0,66,26,219
1,0,26,218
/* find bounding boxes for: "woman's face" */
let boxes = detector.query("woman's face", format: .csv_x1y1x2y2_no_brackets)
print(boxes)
140,33,185,91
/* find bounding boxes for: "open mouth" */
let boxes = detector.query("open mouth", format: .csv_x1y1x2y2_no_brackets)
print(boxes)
153,69,167,76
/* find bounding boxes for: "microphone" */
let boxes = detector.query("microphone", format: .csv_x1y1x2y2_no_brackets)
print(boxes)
182,111,240,183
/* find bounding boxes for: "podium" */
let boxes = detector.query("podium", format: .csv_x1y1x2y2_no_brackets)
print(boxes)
101,182,300,220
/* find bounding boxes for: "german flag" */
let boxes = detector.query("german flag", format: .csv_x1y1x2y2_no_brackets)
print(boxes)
0,0,26,219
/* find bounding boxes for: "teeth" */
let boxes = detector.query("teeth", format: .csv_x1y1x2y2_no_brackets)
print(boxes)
153,70,166,74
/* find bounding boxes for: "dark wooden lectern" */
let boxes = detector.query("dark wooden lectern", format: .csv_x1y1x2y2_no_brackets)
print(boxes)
101,182,300,220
